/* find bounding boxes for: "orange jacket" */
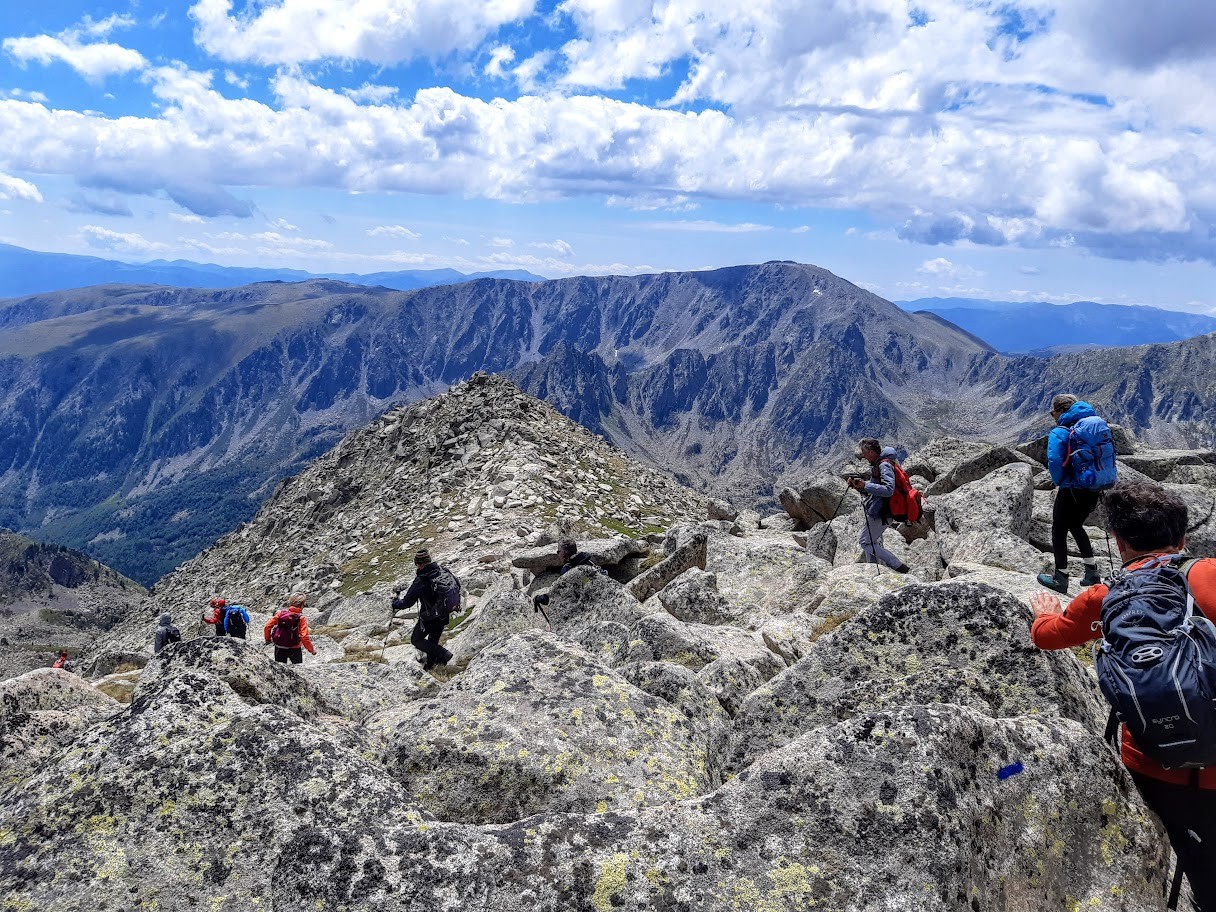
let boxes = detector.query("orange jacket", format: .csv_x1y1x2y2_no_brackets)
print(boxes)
1032,552,1216,789
263,606,315,654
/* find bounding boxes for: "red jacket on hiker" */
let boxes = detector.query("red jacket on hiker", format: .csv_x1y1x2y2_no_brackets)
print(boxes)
1032,552,1216,789
263,606,315,654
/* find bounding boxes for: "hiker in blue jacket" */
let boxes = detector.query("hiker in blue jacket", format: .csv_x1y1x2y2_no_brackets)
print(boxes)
846,438,911,574
1038,393,1117,593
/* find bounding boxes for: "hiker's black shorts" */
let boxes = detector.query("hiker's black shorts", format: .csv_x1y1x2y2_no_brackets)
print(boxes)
273,646,303,664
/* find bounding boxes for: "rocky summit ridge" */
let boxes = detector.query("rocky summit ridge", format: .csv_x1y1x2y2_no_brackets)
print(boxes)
3,378,1216,910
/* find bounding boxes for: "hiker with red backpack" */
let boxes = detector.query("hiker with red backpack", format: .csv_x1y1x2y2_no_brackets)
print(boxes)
391,549,460,671
263,593,315,664
203,597,228,637
846,438,918,574
1037,394,1118,594
1030,482,1215,911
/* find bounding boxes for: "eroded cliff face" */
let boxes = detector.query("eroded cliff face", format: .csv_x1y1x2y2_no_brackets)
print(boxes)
5,378,1214,911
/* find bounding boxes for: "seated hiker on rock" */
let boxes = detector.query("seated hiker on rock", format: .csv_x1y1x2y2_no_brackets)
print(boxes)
1037,393,1117,593
203,597,228,637
531,538,599,618
845,439,911,574
1029,482,1216,911
50,650,69,670
154,614,181,654
264,594,316,664
391,549,460,671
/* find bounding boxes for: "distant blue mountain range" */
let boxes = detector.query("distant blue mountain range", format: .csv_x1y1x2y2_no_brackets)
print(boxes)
898,297,1216,355
0,243,546,298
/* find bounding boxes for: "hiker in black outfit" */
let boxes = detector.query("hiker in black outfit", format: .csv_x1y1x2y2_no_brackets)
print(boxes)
391,549,459,670
153,614,181,654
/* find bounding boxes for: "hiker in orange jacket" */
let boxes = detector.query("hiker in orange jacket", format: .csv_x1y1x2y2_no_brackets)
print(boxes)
1029,481,1216,911
263,593,315,664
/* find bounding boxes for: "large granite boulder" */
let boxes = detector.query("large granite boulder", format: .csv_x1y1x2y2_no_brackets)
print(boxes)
446,587,547,666
624,612,784,678
134,636,337,721
512,536,649,571
924,445,1035,496
655,568,740,625
729,580,1106,770
947,529,1046,574
778,475,859,527
365,631,711,824
546,566,647,631
903,437,991,483
933,463,1035,561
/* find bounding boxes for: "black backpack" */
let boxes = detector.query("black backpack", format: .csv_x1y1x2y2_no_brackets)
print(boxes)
223,604,248,638
424,566,462,620
271,611,303,648
1095,554,1216,769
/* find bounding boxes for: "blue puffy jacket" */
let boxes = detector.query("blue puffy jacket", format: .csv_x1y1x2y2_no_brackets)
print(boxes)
1047,401,1106,488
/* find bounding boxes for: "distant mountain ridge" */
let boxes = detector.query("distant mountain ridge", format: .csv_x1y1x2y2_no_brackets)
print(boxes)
899,296,1216,354
1,263,1213,585
0,243,544,299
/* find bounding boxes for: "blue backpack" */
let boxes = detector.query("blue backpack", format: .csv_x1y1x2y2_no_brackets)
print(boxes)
1095,555,1216,769
1063,415,1117,490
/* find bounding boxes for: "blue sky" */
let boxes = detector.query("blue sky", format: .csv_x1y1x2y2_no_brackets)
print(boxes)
2,1,1216,312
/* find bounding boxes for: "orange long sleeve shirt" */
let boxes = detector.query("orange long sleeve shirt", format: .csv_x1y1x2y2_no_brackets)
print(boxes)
263,606,315,654
1031,552,1216,788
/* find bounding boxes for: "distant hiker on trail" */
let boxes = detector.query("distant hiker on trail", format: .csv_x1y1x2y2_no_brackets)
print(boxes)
1029,482,1215,910
51,650,69,670
222,601,250,640
1037,394,1117,593
154,614,181,654
203,597,228,637
531,539,599,621
264,594,315,664
846,439,912,574
391,549,460,671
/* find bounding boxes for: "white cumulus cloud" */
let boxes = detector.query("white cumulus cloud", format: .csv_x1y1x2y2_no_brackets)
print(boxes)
189,0,539,65
81,225,170,254
3,14,146,82
0,172,42,202
532,239,574,256
367,224,421,239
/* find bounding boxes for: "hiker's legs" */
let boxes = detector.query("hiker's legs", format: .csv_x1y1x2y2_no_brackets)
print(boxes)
411,617,451,668
273,646,303,664
1051,489,1099,569
859,517,901,570
1131,772,1216,911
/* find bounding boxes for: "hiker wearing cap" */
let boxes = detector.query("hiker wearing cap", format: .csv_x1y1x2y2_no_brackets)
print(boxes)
846,439,911,574
391,549,461,670
1037,393,1117,593
263,593,315,664
153,614,181,654
203,597,228,637
1029,482,1215,910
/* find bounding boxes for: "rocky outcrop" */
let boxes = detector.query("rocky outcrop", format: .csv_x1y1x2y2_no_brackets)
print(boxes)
778,475,859,528
626,531,708,602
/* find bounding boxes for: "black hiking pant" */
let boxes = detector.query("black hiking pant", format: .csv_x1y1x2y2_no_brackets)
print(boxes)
411,614,452,669
1131,771,1216,911
273,646,303,664
1051,488,1100,570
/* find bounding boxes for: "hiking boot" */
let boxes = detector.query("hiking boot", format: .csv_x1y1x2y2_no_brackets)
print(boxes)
893,563,911,574
1037,569,1069,593
1080,566,1101,587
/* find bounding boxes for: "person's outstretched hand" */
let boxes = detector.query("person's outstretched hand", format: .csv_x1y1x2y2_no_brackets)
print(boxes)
1030,592,1064,620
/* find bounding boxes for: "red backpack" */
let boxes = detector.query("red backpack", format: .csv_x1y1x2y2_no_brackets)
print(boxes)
270,611,302,648
881,458,924,524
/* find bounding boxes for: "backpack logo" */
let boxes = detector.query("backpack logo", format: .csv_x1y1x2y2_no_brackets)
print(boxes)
1063,416,1118,491
1096,556,1216,769
1129,644,1164,665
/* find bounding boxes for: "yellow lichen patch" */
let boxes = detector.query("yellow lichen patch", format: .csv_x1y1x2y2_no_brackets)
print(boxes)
592,853,630,912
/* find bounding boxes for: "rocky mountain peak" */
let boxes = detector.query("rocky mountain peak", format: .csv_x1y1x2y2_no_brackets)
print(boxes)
144,373,709,629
